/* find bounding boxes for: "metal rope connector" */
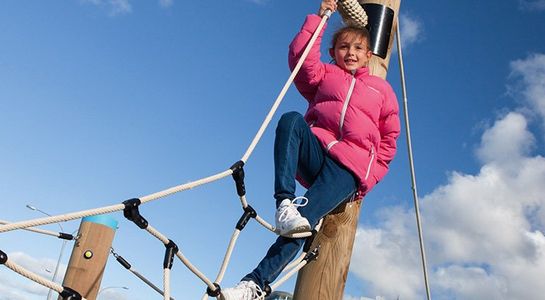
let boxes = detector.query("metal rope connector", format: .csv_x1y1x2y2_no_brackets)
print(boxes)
303,245,320,262
263,283,272,297
302,229,319,253
0,250,7,265
111,247,132,269
163,240,179,270
122,198,149,229
60,287,82,300
236,205,257,231
58,232,75,241
230,160,246,197
206,282,221,297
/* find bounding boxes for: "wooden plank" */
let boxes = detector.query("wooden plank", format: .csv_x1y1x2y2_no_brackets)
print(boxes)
60,215,117,300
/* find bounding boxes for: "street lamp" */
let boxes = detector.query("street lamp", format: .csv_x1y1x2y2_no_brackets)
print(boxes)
98,286,129,298
26,204,68,300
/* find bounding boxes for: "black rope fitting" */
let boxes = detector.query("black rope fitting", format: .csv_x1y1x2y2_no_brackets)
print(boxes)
122,198,149,229
230,160,246,197
302,229,319,253
0,250,7,265
111,248,132,269
60,287,82,300
236,205,257,231
304,245,320,262
263,283,272,297
206,282,221,297
115,255,132,269
58,232,74,240
163,240,179,269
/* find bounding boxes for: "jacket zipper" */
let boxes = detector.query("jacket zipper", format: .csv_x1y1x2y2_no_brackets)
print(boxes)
339,72,357,139
364,145,375,181
327,72,357,153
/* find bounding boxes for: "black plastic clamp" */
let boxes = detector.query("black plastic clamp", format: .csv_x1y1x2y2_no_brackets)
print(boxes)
0,250,7,265
302,229,319,253
60,287,82,300
230,160,246,197
236,205,257,230
58,232,74,241
263,283,272,297
111,249,132,270
122,198,149,229
206,282,221,297
304,245,320,262
163,240,179,269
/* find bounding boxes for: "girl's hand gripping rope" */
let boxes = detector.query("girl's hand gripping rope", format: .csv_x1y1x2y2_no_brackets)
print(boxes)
318,0,337,17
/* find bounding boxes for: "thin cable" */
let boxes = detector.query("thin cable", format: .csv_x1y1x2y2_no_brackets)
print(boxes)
396,19,432,300
129,268,174,299
0,220,64,238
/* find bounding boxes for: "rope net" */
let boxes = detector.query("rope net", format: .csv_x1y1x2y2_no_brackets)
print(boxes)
0,1,368,299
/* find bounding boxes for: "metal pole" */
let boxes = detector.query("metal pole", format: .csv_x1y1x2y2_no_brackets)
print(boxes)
26,204,66,300
395,20,432,300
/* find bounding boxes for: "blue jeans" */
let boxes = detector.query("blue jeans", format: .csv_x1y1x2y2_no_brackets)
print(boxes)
242,112,357,289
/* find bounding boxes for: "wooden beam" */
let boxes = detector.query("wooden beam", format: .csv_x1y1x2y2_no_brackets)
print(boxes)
59,215,117,300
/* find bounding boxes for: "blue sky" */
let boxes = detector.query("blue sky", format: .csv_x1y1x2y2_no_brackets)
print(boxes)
1,0,545,299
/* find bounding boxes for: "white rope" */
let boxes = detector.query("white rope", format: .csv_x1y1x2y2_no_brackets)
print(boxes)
0,204,123,233
338,0,368,27
396,18,432,300
144,225,216,290
4,257,88,300
164,268,171,300
0,219,64,238
0,169,233,234
139,169,233,204
214,229,241,283
270,259,309,291
283,252,307,272
240,12,331,163
1,5,361,298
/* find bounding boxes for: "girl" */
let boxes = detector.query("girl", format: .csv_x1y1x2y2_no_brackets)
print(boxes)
222,0,400,299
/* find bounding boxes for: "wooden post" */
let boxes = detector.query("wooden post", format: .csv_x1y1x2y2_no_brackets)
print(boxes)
293,1,400,299
60,215,117,300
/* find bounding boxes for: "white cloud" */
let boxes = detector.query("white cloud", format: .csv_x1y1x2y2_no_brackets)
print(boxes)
347,53,545,299
399,13,423,48
81,0,174,15
82,0,132,16
0,251,68,299
97,288,129,300
476,112,535,169
247,0,269,4
509,54,545,127
519,0,545,10
159,0,174,8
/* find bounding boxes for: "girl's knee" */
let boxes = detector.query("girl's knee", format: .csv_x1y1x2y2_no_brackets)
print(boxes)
277,111,304,131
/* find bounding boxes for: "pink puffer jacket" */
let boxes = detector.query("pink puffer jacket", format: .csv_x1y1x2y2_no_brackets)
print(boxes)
289,14,400,197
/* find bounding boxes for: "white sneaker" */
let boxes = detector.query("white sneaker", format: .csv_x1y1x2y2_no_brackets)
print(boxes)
275,196,311,236
221,280,264,300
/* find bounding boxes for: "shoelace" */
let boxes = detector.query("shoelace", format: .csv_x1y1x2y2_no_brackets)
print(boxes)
253,284,265,300
237,281,265,300
278,196,309,223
